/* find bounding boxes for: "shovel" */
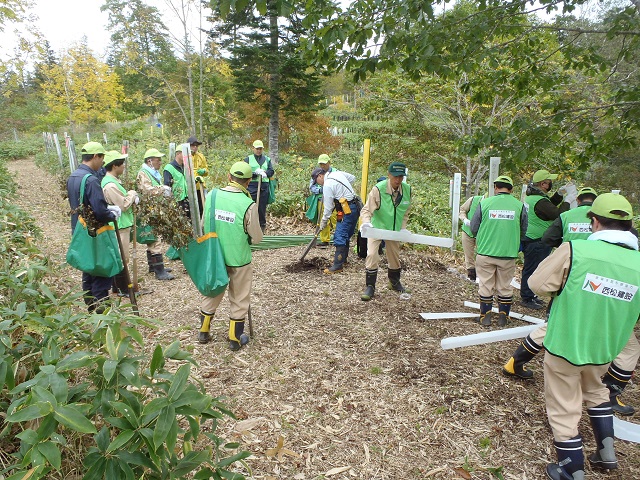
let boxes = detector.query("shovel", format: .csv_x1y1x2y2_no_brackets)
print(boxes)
299,226,321,262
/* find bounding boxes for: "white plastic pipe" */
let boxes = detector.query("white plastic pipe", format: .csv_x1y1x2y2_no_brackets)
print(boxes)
420,312,479,320
463,301,545,325
360,225,453,248
488,157,500,197
441,324,539,350
613,416,640,443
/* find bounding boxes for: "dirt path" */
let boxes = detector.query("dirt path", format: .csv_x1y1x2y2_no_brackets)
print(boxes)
8,158,638,479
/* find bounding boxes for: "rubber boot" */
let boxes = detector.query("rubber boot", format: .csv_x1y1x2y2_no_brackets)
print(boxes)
546,436,584,480
497,295,513,327
151,253,175,281
147,250,171,274
324,245,348,274
502,334,541,379
388,268,410,293
602,364,635,416
198,311,213,344
467,268,476,281
229,319,249,351
361,269,378,301
478,296,493,326
587,403,618,470
113,272,130,297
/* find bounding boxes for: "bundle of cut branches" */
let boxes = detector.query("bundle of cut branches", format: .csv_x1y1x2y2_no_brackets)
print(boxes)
134,190,193,249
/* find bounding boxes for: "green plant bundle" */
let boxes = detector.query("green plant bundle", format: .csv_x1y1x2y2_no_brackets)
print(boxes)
0,157,250,480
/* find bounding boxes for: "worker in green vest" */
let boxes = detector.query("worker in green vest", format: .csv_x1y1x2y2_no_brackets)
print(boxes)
136,148,175,281
542,187,597,247
198,161,263,350
469,175,527,326
525,193,640,479
359,162,412,301
244,139,274,232
459,193,484,281
101,150,139,295
504,186,639,416
163,144,190,218
520,169,571,310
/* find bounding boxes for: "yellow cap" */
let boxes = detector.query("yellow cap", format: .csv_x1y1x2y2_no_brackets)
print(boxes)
229,161,252,179
144,148,165,159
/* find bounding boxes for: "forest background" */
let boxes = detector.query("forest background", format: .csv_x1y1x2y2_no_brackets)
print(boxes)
0,0,639,215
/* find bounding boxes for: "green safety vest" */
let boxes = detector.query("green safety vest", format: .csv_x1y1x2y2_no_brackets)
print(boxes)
524,194,553,239
248,154,271,183
371,180,411,231
461,195,483,238
545,240,640,366
100,175,134,229
140,168,162,186
204,188,254,267
560,205,592,242
163,164,188,201
475,194,523,258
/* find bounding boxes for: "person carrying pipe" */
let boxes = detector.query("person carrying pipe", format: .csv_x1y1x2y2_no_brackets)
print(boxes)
359,162,412,301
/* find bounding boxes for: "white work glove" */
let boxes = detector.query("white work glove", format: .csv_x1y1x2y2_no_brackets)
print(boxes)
134,195,140,205
319,219,328,231
128,190,140,205
463,218,471,227
557,183,573,196
254,168,267,178
162,185,172,197
360,222,373,232
107,205,122,220
564,192,578,205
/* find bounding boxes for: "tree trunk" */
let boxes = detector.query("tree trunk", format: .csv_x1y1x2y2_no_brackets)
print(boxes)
187,56,196,136
268,4,279,164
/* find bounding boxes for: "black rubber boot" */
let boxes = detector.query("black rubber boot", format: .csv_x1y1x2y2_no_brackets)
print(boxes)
324,245,348,274
602,364,635,416
199,311,213,344
546,436,584,480
151,253,175,281
478,296,493,326
388,268,409,293
147,250,154,274
147,250,171,274
229,319,249,351
587,403,618,470
113,272,130,297
361,269,378,301
497,295,513,327
467,268,476,281
502,334,541,379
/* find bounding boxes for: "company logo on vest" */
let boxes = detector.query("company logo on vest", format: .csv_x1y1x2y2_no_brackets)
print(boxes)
582,273,638,302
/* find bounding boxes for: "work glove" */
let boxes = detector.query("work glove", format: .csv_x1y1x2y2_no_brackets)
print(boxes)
319,219,328,231
557,183,573,196
254,168,267,178
134,195,140,205
162,185,172,197
463,218,471,227
197,168,207,175
360,222,373,232
564,192,578,205
195,175,203,183
107,205,122,220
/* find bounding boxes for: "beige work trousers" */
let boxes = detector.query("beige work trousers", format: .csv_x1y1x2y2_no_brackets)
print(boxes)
544,351,609,441
530,325,640,372
117,227,131,265
365,238,401,270
200,264,253,319
147,239,164,255
476,255,515,298
461,231,477,270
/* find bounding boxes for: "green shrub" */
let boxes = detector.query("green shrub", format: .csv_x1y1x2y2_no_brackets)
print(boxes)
0,157,250,480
